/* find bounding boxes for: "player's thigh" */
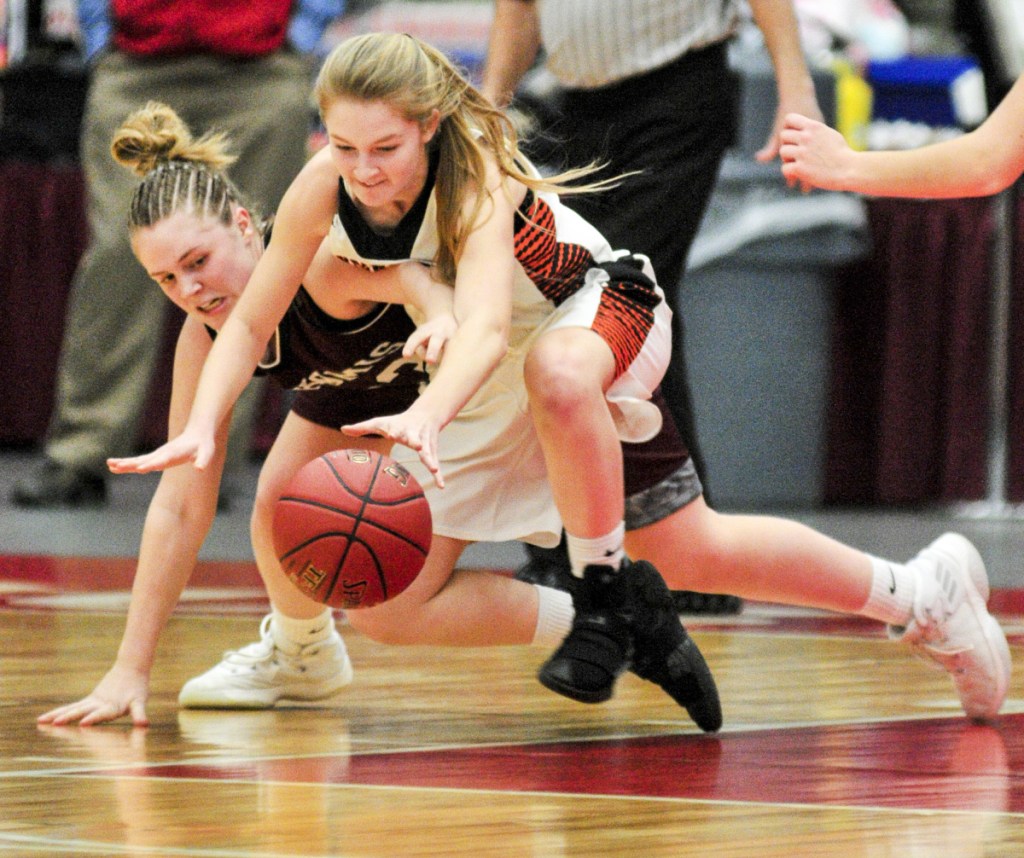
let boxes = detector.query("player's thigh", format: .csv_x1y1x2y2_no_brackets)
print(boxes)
624,493,715,590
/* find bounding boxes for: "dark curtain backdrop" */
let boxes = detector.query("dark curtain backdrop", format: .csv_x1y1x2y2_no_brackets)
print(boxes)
0,160,283,454
0,160,87,443
824,195,995,505
1006,182,1024,499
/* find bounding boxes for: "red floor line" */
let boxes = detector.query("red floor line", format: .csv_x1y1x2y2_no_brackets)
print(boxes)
80,714,1024,814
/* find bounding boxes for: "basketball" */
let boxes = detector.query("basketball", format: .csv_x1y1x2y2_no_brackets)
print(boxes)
273,449,432,609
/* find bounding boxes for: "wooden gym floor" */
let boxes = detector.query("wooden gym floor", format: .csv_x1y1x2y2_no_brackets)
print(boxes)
1,449,1023,856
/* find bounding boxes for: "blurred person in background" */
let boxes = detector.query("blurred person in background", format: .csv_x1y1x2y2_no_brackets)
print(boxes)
12,0,344,509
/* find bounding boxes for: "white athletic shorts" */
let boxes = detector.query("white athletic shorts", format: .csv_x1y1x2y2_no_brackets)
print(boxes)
393,254,672,547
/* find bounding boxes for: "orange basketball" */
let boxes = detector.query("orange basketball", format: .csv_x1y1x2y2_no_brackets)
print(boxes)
273,449,432,609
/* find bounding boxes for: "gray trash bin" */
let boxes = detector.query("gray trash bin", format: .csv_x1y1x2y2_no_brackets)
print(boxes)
678,157,868,508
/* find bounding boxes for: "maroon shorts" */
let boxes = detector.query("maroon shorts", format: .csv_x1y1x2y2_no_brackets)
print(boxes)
623,387,703,530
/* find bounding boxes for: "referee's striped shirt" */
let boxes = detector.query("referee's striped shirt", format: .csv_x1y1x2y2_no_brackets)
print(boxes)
538,0,741,89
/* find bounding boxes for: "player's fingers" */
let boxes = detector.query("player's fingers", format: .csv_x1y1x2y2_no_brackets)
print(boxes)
192,443,213,471
416,437,443,487
344,421,397,443
421,455,443,489
108,446,181,473
40,702,88,726
37,705,68,724
342,421,374,437
118,457,161,474
128,700,150,727
783,112,810,130
424,335,445,365
107,455,145,473
403,329,427,358
79,704,121,727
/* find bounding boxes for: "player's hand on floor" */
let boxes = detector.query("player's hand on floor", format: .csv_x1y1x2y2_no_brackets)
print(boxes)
37,665,150,727
344,410,444,488
108,427,216,474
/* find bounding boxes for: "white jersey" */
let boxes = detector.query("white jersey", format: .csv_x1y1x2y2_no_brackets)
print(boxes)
327,157,671,546
328,155,618,350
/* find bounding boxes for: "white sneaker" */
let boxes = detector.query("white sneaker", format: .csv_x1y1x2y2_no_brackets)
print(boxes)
178,615,354,709
890,533,1011,721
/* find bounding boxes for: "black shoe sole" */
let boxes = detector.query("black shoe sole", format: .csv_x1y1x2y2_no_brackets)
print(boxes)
671,591,743,616
672,637,723,733
537,668,614,704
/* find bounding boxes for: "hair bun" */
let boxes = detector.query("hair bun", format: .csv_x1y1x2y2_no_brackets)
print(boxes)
111,101,236,176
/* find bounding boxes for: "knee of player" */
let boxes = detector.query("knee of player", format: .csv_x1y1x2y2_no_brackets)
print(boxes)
525,347,598,417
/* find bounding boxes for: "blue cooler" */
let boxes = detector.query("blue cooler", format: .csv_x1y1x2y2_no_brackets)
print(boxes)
867,56,987,127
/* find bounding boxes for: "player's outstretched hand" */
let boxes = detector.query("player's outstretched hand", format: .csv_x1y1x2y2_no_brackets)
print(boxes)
37,664,150,727
344,410,444,488
757,88,825,164
107,426,216,474
778,112,854,192
404,312,456,365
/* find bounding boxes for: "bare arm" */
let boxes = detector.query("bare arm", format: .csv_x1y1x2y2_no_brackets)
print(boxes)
108,150,339,474
305,241,451,317
344,169,517,484
305,245,455,364
481,0,542,107
38,319,228,726
780,74,1024,198
746,0,823,162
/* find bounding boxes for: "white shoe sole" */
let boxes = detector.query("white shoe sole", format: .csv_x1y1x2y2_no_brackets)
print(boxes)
927,533,1011,721
178,657,355,710
178,687,353,710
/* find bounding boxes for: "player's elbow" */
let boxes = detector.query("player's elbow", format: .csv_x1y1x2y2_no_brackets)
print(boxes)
467,316,509,368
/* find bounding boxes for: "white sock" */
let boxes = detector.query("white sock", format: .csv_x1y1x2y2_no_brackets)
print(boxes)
271,607,335,648
532,585,575,646
565,522,626,579
860,556,916,626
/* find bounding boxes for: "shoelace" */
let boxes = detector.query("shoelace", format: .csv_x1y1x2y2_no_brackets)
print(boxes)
217,615,329,671
219,616,286,668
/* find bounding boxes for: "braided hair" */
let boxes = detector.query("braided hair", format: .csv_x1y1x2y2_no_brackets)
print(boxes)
111,101,260,233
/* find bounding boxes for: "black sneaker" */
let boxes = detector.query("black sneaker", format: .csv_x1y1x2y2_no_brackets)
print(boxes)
514,538,579,597
11,458,107,508
538,564,633,704
627,559,723,733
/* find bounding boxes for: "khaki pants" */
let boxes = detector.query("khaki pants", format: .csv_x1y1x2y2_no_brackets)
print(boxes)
46,48,314,474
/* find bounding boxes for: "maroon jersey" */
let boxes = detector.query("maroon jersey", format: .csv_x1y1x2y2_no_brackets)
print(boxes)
211,286,428,430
